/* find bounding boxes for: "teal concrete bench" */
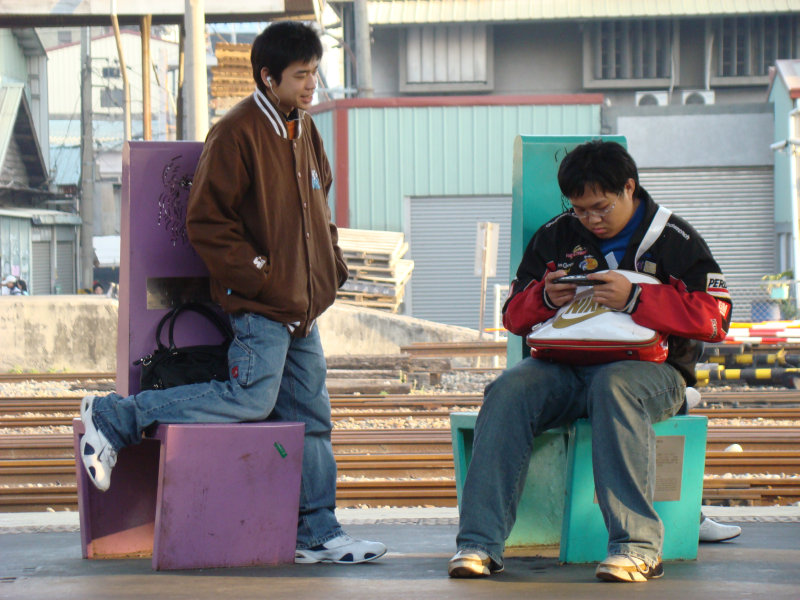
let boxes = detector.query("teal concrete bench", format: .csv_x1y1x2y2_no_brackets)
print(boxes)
450,412,707,563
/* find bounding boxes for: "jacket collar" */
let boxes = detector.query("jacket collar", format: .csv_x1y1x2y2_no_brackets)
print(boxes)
253,88,303,139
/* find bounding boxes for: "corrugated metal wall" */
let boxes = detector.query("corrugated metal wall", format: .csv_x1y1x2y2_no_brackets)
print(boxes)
56,239,75,294
407,195,511,329
640,167,774,322
312,109,336,221
31,240,50,294
0,215,31,288
348,104,601,231
343,102,599,324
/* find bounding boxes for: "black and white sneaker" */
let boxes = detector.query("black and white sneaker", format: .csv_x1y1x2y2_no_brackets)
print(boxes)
79,395,118,492
595,554,664,583
295,534,387,564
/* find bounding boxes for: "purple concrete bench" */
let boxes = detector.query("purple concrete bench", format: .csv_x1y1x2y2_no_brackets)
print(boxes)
73,419,304,570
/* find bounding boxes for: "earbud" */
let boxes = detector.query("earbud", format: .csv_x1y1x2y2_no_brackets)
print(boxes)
264,74,278,107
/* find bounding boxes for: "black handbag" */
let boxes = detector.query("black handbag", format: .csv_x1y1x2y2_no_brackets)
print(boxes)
134,302,234,391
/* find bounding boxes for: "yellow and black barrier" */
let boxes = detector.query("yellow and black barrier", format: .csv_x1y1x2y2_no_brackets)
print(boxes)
695,365,800,387
702,351,800,368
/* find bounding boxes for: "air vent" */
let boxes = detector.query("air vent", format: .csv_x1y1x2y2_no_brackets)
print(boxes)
635,91,668,106
681,90,715,105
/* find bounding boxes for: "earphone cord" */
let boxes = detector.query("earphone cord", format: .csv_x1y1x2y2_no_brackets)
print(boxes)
266,78,281,111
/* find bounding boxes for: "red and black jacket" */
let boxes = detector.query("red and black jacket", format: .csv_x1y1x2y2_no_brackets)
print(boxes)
503,190,732,385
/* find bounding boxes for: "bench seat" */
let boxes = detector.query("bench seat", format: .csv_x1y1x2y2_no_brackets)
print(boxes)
73,419,304,570
450,413,707,563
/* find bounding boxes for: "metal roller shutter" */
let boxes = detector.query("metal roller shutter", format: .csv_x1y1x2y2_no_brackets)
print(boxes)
408,196,512,329
408,169,771,327
31,241,51,295
56,240,76,294
640,167,774,322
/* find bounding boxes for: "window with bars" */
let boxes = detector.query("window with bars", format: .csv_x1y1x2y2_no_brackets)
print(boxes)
589,20,674,83
716,15,800,78
400,24,493,93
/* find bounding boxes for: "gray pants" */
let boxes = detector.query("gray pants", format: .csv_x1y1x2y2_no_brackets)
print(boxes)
456,357,685,568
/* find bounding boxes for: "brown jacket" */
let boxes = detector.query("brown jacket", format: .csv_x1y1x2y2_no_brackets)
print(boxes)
186,90,348,337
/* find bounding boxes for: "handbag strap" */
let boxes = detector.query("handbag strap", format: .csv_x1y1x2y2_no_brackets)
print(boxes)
154,302,233,351
634,205,672,270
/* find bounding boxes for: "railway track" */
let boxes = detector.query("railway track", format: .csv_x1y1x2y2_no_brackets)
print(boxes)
0,426,798,511
3,391,800,423
3,377,800,510
0,373,115,383
3,449,798,485
5,407,800,427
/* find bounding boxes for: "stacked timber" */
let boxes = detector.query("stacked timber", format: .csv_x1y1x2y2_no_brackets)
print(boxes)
210,42,252,114
336,228,414,313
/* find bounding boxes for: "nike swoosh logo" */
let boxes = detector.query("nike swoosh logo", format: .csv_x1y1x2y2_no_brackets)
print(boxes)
552,309,608,328
551,295,609,329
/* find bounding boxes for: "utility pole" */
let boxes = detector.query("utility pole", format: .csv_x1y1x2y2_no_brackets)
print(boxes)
354,0,374,98
176,29,184,140
110,1,131,141
141,15,153,140
184,0,208,140
79,27,95,292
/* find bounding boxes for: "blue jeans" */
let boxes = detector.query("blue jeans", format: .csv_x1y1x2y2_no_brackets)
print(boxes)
92,313,342,549
456,357,685,568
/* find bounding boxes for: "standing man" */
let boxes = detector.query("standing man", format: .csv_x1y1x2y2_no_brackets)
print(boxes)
448,140,731,582
79,21,386,565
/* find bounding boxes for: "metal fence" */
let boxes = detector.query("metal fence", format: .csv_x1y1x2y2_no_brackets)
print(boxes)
729,278,798,323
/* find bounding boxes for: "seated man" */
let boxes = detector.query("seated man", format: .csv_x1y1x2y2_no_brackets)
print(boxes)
448,140,732,582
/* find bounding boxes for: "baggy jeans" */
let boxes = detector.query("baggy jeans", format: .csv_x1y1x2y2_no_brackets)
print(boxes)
91,312,342,549
456,357,686,568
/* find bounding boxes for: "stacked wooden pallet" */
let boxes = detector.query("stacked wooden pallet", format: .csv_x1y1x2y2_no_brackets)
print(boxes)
336,228,414,313
210,42,252,112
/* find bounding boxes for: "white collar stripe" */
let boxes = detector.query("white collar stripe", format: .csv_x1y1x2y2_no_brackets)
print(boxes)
253,91,283,137
253,89,288,138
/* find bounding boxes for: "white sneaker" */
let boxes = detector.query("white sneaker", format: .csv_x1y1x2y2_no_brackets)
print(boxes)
79,395,117,492
595,554,663,582
699,516,742,542
448,549,504,578
294,534,387,564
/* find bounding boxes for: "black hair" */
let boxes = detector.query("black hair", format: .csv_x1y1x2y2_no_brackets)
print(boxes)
557,140,643,204
251,21,323,93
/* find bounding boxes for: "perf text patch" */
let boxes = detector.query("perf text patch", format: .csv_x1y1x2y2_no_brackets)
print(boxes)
706,273,730,299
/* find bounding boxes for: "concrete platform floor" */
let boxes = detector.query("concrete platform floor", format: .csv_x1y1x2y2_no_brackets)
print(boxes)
2,507,799,600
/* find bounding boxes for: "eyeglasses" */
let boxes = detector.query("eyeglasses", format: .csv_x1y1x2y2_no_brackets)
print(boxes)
570,193,621,221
